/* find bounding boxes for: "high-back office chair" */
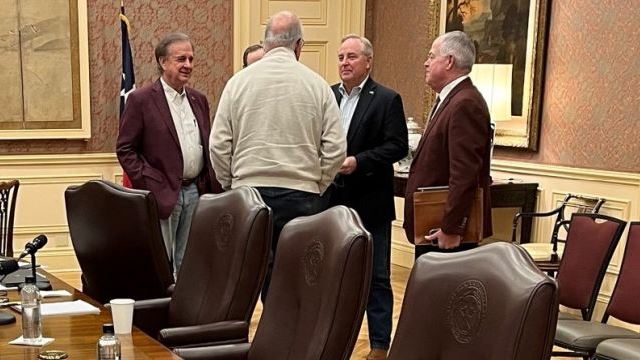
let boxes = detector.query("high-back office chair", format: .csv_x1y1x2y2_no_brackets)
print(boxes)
0,180,20,257
555,222,640,359
512,193,605,270
388,242,558,360
555,213,626,321
65,180,174,303
132,187,272,348
174,206,373,360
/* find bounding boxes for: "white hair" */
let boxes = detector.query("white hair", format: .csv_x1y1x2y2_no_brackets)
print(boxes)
438,31,476,72
264,11,303,51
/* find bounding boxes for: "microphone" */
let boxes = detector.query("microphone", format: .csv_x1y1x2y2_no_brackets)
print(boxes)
0,259,18,275
18,234,48,260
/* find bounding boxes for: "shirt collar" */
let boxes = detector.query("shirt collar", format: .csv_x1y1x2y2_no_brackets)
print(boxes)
437,75,469,102
339,75,369,97
160,77,186,102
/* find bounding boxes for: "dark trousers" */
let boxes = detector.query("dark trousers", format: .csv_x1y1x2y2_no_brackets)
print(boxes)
257,187,322,302
366,221,393,350
414,241,478,260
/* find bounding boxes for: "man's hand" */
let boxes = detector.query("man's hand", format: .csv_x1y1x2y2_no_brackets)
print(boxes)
338,156,358,175
425,229,462,250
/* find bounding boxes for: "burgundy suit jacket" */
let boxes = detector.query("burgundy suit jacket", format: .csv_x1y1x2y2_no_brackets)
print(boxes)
403,78,492,243
116,79,222,219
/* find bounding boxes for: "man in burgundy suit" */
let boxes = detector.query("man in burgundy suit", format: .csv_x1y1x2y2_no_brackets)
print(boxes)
404,31,492,259
117,32,221,274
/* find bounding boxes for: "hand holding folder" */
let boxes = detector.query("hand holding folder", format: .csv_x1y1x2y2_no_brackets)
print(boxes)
413,186,483,246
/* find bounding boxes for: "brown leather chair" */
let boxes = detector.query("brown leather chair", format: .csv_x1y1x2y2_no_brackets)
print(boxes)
132,187,272,348
388,242,558,360
0,180,19,257
595,338,640,360
174,205,373,360
554,222,640,359
65,180,174,303
555,213,626,321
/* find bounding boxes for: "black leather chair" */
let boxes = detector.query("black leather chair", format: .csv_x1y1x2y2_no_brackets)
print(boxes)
132,187,272,349
595,338,640,360
174,205,373,360
0,180,19,257
388,242,558,360
65,180,174,303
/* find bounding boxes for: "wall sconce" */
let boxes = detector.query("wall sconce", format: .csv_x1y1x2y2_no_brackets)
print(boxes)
469,64,513,122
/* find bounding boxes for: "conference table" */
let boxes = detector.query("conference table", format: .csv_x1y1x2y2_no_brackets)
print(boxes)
0,271,180,359
393,173,539,244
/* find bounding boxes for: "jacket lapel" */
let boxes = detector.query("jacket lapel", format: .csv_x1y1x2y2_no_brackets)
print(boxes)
414,78,473,160
346,78,376,143
151,79,180,148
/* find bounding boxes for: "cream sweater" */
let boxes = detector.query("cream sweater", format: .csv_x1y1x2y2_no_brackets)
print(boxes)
210,47,345,194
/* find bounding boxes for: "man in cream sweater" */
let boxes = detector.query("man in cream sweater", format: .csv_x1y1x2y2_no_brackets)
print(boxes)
210,10,346,300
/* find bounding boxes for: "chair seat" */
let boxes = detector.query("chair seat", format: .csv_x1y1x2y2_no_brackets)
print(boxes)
596,338,640,360
558,311,582,320
521,242,565,261
555,320,640,351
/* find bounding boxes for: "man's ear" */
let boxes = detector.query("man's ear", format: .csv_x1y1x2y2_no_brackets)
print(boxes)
445,55,455,71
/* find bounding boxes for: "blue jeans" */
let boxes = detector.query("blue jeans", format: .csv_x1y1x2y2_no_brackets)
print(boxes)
367,221,393,350
257,187,322,302
160,183,199,277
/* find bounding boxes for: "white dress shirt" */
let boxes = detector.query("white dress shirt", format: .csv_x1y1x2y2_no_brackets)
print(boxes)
338,75,369,134
160,77,203,180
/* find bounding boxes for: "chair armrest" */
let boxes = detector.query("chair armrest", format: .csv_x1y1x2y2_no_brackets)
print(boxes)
174,343,250,360
511,208,563,242
159,320,249,348
131,297,171,337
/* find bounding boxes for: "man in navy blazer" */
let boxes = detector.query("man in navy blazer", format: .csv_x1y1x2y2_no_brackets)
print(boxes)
328,35,408,360
117,32,221,274
404,31,493,259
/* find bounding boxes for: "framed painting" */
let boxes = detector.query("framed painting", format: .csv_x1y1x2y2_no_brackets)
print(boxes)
425,0,550,150
0,0,90,140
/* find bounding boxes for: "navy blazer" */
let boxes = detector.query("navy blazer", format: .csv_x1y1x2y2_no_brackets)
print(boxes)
328,77,408,226
117,79,222,219
403,78,492,242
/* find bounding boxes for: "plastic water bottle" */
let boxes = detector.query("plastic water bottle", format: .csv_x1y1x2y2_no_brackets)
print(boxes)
97,323,121,360
21,276,42,342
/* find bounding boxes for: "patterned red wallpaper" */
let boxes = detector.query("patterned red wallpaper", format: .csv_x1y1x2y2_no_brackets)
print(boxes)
367,0,640,172
0,0,233,155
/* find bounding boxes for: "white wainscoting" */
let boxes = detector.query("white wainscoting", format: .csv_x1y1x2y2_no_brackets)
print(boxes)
0,153,122,276
391,159,640,329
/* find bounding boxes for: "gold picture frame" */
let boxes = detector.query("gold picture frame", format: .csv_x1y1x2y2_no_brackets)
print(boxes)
425,0,550,150
0,0,90,140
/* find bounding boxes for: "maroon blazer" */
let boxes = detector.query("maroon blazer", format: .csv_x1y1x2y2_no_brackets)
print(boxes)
403,78,492,243
116,79,222,219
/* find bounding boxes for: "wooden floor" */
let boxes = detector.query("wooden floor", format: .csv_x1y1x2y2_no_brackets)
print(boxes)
59,266,571,359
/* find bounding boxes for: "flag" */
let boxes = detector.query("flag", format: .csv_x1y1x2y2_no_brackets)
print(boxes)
119,2,135,188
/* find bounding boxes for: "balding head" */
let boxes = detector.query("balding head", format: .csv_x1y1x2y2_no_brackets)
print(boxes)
264,11,304,55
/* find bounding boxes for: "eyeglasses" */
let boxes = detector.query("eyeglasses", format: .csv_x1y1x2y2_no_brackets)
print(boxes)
298,38,305,47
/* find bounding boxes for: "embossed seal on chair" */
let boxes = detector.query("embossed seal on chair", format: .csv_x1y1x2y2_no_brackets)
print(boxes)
447,279,487,344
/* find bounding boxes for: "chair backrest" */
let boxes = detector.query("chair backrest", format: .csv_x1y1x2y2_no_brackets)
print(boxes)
248,206,372,360
388,242,558,360
0,180,19,257
556,213,626,320
167,187,272,326
601,222,640,325
65,180,174,303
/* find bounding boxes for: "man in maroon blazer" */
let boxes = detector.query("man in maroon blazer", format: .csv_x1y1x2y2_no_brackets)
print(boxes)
117,32,221,274
404,31,492,259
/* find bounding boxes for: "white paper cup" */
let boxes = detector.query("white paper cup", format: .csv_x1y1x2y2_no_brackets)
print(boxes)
109,298,135,334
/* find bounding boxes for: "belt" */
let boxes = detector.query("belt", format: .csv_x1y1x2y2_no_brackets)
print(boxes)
181,178,196,186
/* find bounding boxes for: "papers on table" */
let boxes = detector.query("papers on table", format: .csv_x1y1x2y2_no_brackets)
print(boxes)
11,300,100,316
40,290,72,298
9,335,55,347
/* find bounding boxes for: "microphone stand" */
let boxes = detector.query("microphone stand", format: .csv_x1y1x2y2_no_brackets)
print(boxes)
29,252,52,291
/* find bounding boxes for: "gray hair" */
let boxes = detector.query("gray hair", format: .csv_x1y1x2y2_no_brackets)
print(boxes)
155,32,193,74
438,31,475,72
264,11,303,51
340,34,374,58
